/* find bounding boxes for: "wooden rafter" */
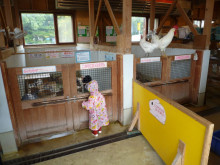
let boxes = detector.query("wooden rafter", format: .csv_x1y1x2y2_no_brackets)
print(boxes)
103,0,120,35
93,0,103,37
156,0,177,34
176,1,198,36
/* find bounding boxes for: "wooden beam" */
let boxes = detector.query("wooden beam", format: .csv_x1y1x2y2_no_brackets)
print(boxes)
94,0,102,37
157,0,177,34
128,102,140,132
0,62,20,145
103,0,120,35
88,0,95,48
203,0,215,49
3,0,13,30
171,140,186,165
150,0,155,31
0,7,9,47
176,1,198,36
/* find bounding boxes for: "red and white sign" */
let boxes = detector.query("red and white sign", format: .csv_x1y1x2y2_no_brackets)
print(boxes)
22,66,56,74
80,62,107,70
141,57,160,63
174,55,191,61
149,99,166,124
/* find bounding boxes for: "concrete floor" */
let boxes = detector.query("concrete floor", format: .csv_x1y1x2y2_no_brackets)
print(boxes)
37,136,165,165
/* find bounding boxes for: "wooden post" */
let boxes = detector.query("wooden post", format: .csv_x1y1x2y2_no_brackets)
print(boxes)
117,0,132,53
88,0,95,49
3,0,13,30
203,0,215,49
94,0,102,37
150,0,155,31
171,140,186,165
0,62,20,145
128,102,140,132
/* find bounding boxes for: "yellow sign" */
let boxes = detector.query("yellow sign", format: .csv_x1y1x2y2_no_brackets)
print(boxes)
137,23,141,31
133,81,213,165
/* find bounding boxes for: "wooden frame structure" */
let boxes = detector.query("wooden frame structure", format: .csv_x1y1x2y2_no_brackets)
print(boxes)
131,80,214,165
5,60,119,145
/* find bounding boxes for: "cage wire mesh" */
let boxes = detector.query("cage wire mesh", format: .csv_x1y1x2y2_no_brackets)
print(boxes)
170,59,191,80
136,62,162,83
76,68,112,93
17,72,64,101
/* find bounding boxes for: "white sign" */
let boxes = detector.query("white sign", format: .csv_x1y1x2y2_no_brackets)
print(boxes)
149,99,166,124
80,62,107,70
22,66,56,74
141,57,160,63
175,55,191,61
60,49,74,58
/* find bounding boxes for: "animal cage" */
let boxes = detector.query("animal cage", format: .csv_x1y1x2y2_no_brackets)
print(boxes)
136,61,162,83
170,59,191,80
17,72,63,101
76,67,112,93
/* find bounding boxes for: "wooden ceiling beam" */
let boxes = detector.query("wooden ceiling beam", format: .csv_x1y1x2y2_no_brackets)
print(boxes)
156,0,177,34
94,0,102,36
176,1,198,36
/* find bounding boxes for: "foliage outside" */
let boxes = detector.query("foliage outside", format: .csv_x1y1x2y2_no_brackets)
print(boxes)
21,13,56,45
58,16,74,43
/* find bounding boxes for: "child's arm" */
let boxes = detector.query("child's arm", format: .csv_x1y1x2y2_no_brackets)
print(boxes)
82,96,95,111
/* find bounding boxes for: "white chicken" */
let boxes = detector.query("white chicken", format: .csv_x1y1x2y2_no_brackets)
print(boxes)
152,28,176,57
139,36,158,57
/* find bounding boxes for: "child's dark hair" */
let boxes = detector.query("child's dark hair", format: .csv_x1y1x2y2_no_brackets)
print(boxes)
82,75,92,83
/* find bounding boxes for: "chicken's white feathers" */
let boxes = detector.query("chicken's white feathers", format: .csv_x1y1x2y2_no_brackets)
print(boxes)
156,28,175,52
139,37,158,54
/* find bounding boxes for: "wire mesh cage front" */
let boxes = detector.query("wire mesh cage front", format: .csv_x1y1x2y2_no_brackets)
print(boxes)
17,72,64,101
170,60,191,80
136,62,162,83
76,68,112,93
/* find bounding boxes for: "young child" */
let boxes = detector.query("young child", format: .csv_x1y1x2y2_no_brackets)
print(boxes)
82,80,109,137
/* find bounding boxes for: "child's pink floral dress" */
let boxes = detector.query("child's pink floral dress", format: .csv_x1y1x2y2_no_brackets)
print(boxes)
82,80,109,131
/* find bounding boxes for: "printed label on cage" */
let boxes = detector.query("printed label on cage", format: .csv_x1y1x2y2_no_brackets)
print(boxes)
80,62,107,70
149,99,166,125
141,57,160,63
175,55,191,61
22,66,56,74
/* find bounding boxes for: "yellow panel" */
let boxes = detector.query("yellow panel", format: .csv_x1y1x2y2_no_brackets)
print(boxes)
133,82,206,165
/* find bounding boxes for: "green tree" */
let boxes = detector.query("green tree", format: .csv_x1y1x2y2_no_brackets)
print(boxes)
21,13,56,45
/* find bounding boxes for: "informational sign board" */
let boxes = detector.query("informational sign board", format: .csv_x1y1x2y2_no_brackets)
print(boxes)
60,49,74,58
22,66,56,74
174,55,191,61
133,80,213,165
75,51,91,63
106,26,117,43
78,26,99,43
80,62,107,70
141,57,160,63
